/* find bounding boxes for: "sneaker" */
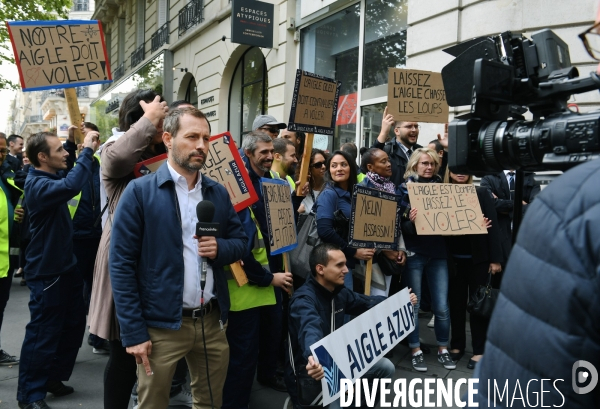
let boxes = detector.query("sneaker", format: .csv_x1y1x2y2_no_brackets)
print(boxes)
427,315,435,328
18,400,52,409
0,349,19,365
169,389,193,407
411,352,427,372
438,352,457,370
92,340,110,355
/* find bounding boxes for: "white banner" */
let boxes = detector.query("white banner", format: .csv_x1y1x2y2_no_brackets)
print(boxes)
309,288,415,406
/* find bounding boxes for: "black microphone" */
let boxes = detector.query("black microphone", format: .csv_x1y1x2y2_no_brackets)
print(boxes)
196,201,220,301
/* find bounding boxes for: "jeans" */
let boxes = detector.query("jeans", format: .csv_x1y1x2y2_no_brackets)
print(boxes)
403,254,450,348
328,357,396,409
17,270,86,404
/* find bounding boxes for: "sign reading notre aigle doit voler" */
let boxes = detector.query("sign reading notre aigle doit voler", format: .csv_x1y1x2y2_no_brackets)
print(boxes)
288,70,341,136
407,183,487,235
231,0,274,49
6,20,112,91
348,185,402,250
261,178,298,256
387,68,449,123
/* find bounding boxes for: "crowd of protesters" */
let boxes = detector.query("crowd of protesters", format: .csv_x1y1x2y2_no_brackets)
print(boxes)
10,79,600,409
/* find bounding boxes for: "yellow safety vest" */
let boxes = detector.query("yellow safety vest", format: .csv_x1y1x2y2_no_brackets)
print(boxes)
226,208,276,311
357,173,366,183
68,153,101,219
0,178,23,278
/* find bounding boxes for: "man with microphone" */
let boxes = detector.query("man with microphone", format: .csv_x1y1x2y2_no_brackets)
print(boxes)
109,107,247,409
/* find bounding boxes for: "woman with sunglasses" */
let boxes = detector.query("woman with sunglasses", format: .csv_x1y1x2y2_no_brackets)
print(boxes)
314,150,375,290
399,148,455,372
298,149,328,214
88,89,171,409
443,169,503,370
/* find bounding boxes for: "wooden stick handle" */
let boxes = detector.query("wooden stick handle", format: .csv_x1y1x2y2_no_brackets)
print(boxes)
64,88,84,144
283,252,294,295
295,133,314,196
229,261,248,287
364,259,373,296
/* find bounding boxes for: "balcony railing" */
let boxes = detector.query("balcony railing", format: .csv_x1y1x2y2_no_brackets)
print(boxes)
76,86,89,98
113,63,125,81
131,44,146,68
179,0,203,37
151,22,169,52
41,89,65,103
27,115,44,123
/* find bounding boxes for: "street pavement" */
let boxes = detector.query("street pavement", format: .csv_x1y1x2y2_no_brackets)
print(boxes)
1,277,476,409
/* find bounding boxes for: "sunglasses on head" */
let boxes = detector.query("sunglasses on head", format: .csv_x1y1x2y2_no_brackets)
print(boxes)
311,161,325,169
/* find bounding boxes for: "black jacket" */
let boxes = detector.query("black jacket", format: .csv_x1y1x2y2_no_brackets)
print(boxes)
446,187,504,266
473,159,600,409
371,139,422,187
479,172,540,260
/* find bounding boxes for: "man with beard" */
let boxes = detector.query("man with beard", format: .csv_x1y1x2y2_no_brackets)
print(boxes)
372,106,422,186
271,138,298,192
109,107,247,408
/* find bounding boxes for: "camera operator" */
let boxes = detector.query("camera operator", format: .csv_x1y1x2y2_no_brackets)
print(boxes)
472,15,600,408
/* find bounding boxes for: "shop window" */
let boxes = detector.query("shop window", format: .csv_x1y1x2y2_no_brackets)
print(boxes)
300,0,408,152
177,73,198,107
362,0,408,90
300,4,360,151
228,47,268,146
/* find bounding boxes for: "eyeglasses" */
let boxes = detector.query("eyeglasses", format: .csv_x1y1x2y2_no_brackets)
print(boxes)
419,161,435,168
0,149,7,154
311,161,325,169
396,125,421,130
579,21,600,61
260,126,280,134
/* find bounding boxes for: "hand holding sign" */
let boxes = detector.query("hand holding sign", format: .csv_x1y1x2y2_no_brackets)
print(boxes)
306,356,324,381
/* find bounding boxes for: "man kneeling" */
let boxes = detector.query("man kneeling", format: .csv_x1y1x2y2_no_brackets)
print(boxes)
287,243,416,408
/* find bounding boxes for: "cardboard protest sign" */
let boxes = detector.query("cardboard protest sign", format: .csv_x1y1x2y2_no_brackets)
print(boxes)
407,183,487,235
202,132,258,212
387,68,449,123
132,132,258,212
288,70,341,135
261,178,297,255
348,185,402,250
6,20,112,91
310,288,415,406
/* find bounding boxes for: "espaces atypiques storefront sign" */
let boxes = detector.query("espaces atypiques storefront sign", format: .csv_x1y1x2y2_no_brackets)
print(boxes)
231,0,274,49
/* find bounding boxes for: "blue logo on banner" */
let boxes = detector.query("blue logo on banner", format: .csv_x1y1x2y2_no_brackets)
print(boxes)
314,345,348,397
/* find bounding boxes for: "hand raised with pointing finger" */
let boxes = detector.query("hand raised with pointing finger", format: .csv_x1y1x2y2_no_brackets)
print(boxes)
126,340,153,376
140,95,168,127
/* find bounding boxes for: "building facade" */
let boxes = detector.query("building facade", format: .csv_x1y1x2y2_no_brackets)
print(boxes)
90,0,599,152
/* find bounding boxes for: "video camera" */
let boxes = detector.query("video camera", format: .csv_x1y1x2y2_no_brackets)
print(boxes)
442,29,600,175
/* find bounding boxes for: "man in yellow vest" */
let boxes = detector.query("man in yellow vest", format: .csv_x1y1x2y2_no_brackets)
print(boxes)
0,133,24,366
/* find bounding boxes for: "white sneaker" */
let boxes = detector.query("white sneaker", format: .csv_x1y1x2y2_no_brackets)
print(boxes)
169,389,193,407
427,315,435,328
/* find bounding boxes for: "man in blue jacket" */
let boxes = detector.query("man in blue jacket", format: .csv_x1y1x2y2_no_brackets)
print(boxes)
287,243,409,409
109,107,247,409
17,130,99,409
